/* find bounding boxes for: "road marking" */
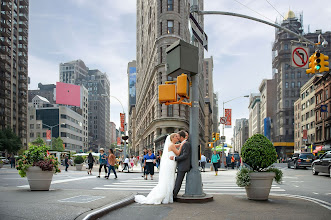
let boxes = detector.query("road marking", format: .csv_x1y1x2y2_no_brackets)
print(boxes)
313,192,319,195
294,185,299,187
275,194,331,211
17,176,95,188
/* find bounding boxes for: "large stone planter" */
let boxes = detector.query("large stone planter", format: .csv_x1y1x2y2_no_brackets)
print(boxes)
245,172,275,200
26,166,54,191
75,164,83,171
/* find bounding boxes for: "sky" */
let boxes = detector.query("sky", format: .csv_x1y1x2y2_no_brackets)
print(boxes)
28,0,331,144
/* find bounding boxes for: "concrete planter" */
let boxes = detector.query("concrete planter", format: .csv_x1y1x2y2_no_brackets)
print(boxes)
26,166,54,191
75,164,83,171
245,172,275,200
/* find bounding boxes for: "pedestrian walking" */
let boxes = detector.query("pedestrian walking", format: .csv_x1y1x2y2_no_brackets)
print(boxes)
10,155,16,168
211,150,220,176
231,155,235,169
87,153,94,175
144,149,156,180
141,148,147,177
122,156,130,172
130,156,134,171
200,154,206,172
106,149,117,179
64,155,69,171
97,148,108,178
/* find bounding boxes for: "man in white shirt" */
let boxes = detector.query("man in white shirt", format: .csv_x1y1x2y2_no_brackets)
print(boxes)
122,156,130,172
200,154,207,172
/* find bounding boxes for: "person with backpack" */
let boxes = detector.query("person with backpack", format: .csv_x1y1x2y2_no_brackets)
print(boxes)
87,153,95,175
211,150,220,176
97,148,108,178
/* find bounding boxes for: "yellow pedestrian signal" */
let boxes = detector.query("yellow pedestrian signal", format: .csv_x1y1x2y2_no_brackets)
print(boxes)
158,84,177,103
216,133,220,141
306,53,316,74
208,142,213,148
212,132,216,141
177,73,189,98
319,53,329,73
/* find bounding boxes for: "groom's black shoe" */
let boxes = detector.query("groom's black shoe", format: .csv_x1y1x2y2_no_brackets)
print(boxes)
173,196,178,202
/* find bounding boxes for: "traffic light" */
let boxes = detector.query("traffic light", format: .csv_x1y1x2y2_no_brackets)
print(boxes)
158,84,177,104
216,133,220,141
306,53,316,74
212,132,216,141
208,142,213,148
177,73,189,98
319,53,329,72
314,51,322,72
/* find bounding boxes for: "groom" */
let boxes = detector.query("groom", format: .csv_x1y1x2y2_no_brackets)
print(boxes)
170,130,191,199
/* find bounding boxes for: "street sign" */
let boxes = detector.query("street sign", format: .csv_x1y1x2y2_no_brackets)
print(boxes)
220,136,226,143
220,117,227,124
189,13,208,51
291,46,309,68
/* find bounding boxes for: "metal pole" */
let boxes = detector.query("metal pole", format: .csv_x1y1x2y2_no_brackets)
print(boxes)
51,127,53,150
184,73,205,197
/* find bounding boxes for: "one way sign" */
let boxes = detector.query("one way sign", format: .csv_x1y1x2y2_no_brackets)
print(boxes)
189,13,208,51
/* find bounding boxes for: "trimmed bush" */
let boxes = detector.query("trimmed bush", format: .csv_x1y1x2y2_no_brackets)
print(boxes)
74,156,84,164
241,134,277,171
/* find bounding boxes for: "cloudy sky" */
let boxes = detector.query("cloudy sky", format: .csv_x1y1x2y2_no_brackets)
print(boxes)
28,0,331,143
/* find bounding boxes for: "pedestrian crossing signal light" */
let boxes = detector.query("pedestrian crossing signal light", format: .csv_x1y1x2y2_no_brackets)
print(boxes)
212,132,216,141
306,54,316,74
314,52,321,71
319,53,329,72
177,73,189,98
158,84,177,103
208,142,213,148
216,133,220,141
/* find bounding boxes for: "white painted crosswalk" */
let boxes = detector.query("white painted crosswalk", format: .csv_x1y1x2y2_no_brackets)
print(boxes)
93,176,286,194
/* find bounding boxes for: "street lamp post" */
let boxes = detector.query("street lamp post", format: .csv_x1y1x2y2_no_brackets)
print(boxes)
42,123,64,150
221,95,249,169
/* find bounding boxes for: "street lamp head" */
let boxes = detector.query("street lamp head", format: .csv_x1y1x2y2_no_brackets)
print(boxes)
244,95,249,98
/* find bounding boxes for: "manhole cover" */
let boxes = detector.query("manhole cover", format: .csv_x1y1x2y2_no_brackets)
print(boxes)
59,195,105,203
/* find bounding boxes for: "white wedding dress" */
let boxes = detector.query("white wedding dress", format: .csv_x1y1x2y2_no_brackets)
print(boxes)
135,135,177,204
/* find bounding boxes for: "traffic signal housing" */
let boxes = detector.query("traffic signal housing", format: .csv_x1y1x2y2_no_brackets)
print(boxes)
212,132,216,141
208,142,213,148
319,53,329,72
158,84,177,104
216,133,220,141
177,73,189,98
306,53,316,74
314,52,322,72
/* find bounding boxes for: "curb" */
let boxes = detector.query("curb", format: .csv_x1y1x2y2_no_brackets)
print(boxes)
77,195,135,220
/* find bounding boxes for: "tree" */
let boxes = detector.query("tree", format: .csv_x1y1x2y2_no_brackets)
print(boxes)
52,137,64,151
31,136,45,146
0,128,22,153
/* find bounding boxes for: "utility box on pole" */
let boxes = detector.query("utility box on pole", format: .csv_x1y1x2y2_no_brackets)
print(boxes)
166,39,199,78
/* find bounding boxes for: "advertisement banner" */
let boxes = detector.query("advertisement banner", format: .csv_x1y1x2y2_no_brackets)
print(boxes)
302,129,308,141
224,109,232,128
120,113,125,132
55,82,81,107
46,130,51,141
117,137,121,146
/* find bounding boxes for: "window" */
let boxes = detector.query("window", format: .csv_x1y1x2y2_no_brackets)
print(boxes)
167,105,173,117
284,44,288,50
160,47,163,63
291,82,295,88
285,100,289,107
30,124,34,129
30,115,34,120
297,72,301,78
178,22,180,35
30,133,34,138
285,82,289,88
43,132,46,137
297,81,301,88
160,0,162,13
326,89,329,99
160,22,162,35
167,0,173,11
285,73,288,79
178,0,181,13
167,20,174,34
291,73,295,79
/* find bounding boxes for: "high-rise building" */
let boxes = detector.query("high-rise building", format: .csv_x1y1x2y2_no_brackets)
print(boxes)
0,0,29,148
109,121,117,145
271,10,331,158
134,0,206,155
127,60,137,153
232,118,249,153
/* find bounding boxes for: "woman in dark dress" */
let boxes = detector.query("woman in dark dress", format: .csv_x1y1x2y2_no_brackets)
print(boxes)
144,149,156,180
87,153,94,175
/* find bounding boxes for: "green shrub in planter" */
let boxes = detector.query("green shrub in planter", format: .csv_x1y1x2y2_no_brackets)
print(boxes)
236,134,283,186
74,156,84,165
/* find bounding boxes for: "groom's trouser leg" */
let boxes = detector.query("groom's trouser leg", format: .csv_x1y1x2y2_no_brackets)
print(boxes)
173,171,186,198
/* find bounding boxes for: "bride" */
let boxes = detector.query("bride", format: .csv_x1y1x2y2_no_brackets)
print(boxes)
134,133,184,204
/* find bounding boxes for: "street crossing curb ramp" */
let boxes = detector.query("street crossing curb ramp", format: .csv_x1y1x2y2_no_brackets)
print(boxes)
78,195,135,220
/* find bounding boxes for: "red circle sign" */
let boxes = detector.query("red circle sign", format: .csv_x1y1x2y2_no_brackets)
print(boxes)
292,47,308,67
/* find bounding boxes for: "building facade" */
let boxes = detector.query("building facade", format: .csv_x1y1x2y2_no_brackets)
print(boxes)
109,121,117,145
294,98,301,152
248,93,261,137
0,0,29,148
127,60,137,153
134,0,206,155
28,83,56,104
232,118,249,153
313,72,331,151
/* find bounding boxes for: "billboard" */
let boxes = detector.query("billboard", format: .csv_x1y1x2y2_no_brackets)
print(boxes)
302,130,308,141
120,113,125,132
46,130,51,141
55,82,81,107
224,109,232,128
129,67,136,107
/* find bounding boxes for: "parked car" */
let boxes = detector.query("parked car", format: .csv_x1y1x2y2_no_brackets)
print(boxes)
0,157,9,164
287,153,315,169
311,151,331,177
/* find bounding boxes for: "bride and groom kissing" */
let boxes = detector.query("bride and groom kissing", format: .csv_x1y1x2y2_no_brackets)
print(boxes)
135,130,191,204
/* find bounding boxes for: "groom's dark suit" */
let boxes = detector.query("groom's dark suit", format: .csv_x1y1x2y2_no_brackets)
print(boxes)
173,140,191,198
